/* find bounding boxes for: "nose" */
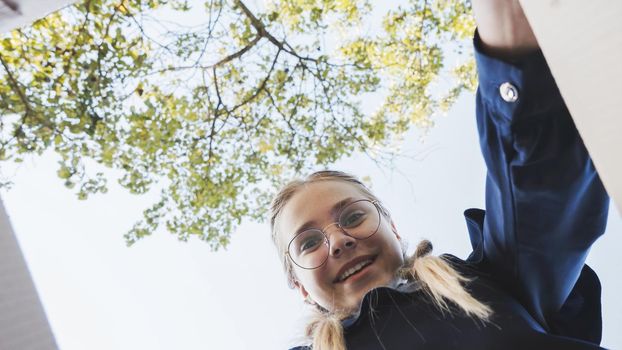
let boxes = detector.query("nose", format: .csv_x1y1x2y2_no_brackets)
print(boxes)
326,224,357,257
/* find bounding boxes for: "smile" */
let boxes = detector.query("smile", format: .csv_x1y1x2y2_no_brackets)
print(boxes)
336,258,375,283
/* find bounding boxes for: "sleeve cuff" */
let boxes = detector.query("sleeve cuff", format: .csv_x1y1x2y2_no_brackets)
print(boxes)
473,30,565,123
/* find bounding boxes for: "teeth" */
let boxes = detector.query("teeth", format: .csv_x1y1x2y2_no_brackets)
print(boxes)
338,259,372,282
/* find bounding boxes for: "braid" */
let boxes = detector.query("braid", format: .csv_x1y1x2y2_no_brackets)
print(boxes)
399,240,492,320
306,309,347,350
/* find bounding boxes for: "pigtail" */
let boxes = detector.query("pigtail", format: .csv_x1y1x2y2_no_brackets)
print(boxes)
306,309,347,350
399,240,492,320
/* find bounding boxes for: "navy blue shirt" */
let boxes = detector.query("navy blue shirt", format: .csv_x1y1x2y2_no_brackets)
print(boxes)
289,33,610,350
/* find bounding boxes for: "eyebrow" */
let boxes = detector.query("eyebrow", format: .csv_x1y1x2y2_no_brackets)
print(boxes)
292,197,354,237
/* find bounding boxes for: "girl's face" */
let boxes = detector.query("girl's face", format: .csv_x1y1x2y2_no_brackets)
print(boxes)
277,180,405,312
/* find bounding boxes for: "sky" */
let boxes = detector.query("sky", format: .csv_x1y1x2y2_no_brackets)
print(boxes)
2,89,621,349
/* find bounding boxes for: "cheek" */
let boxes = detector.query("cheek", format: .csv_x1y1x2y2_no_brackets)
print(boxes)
375,227,405,266
295,266,330,294
376,221,401,247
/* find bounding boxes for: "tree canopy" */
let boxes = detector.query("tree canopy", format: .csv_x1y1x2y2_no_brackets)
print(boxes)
0,0,476,248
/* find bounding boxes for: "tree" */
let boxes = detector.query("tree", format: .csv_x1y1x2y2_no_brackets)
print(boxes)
0,0,476,248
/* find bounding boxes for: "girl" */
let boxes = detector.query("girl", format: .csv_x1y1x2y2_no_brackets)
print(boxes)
270,1,610,349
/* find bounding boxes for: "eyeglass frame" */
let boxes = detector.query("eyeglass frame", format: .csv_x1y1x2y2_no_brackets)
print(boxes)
285,199,382,270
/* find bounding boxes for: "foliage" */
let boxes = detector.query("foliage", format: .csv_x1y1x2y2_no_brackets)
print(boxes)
0,0,476,248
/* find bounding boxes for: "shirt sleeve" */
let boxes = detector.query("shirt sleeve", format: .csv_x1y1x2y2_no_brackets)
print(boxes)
472,31,610,329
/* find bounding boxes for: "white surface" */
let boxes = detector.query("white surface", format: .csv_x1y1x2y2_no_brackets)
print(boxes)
519,0,622,215
0,199,58,350
1,1,74,349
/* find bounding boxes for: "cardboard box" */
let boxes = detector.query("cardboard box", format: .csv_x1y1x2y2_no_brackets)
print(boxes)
520,0,622,215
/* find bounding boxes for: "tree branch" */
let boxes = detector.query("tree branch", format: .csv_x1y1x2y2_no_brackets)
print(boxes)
149,35,261,75
418,0,428,73
234,0,314,64
0,53,32,115
229,48,281,114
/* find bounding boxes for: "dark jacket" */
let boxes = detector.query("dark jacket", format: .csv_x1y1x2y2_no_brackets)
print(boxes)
290,32,610,350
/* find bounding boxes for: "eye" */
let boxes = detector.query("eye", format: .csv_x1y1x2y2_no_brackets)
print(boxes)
297,232,324,253
340,210,366,228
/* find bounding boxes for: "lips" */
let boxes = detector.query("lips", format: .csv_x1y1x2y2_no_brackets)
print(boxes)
334,255,376,283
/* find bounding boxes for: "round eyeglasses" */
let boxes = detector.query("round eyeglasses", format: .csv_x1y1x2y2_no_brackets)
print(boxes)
286,199,381,270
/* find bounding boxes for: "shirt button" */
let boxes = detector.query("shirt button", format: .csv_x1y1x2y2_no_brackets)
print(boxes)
499,82,519,103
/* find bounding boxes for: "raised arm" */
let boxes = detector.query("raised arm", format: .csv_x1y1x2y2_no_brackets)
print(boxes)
471,0,538,58
468,0,610,339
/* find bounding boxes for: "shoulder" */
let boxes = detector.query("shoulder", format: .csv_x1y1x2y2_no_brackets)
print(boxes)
440,252,490,278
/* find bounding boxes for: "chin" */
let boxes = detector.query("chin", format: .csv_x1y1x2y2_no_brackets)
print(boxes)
351,270,391,297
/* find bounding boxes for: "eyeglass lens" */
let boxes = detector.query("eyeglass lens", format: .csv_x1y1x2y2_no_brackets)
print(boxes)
288,200,380,269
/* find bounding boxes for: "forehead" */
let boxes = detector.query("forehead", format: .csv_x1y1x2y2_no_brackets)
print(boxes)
276,180,366,241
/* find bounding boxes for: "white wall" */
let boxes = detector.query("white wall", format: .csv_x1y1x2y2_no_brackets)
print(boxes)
0,199,58,350
1,1,74,349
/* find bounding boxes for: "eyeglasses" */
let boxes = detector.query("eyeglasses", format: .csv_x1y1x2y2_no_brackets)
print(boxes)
286,199,381,270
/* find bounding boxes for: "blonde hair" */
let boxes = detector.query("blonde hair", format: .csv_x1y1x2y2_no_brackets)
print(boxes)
270,170,492,349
